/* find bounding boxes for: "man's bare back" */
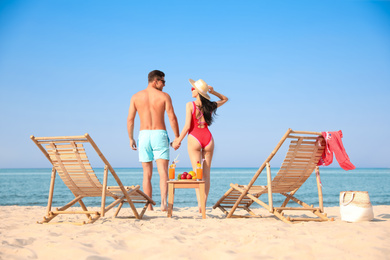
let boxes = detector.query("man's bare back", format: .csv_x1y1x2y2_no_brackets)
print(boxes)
132,87,170,131
127,77,179,150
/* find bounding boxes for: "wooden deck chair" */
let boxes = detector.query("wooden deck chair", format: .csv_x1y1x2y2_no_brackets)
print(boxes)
213,129,334,223
31,134,155,225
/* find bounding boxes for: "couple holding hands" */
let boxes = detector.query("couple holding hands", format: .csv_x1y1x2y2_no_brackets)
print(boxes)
127,70,228,211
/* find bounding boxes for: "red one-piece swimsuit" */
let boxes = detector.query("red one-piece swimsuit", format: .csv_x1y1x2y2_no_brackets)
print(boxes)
188,101,212,148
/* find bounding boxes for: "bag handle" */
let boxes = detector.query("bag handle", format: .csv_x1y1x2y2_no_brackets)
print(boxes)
340,192,355,206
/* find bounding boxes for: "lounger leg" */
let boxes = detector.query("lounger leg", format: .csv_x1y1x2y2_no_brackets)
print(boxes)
246,194,291,223
127,200,140,219
266,163,273,213
78,199,92,220
227,192,247,218
216,205,229,215
123,188,140,219
243,206,260,217
88,214,101,224
280,193,331,221
46,168,56,217
101,166,109,217
277,188,299,213
315,167,324,212
39,168,56,223
213,187,234,210
39,196,84,224
114,202,124,217
139,202,150,218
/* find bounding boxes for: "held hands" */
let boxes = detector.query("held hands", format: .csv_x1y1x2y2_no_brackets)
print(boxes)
130,139,137,150
171,138,181,150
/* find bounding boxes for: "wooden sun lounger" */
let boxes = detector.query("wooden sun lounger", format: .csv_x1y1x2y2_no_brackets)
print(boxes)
31,134,155,225
213,129,334,223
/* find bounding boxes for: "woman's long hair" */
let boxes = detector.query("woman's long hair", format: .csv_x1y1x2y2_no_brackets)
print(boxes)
199,95,218,126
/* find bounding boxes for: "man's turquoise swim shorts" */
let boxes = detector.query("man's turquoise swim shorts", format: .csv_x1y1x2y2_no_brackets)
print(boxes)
137,130,170,162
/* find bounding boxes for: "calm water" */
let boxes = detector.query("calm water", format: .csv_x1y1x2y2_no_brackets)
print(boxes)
0,168,389,209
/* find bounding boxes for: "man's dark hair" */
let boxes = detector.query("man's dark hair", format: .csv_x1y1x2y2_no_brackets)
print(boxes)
148,70,165,83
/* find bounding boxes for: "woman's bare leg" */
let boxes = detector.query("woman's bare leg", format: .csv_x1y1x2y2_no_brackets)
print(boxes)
187,135,214,212
202,138,214,207
187,135,203,210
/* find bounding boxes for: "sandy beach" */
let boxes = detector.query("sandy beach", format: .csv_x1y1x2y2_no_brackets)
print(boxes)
0,205,389,260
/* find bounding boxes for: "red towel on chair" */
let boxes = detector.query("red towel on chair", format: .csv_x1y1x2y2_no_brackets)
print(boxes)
317,130,356,171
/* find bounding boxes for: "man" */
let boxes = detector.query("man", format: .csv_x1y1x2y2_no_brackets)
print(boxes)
127,70,180,211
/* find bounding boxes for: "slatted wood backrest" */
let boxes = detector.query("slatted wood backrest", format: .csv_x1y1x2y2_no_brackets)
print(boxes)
270,134,325,193
45,141,104,197
32,134,132,200
30,135,113,197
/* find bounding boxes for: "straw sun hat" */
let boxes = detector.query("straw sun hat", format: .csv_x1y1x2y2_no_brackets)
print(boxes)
189,79,211,100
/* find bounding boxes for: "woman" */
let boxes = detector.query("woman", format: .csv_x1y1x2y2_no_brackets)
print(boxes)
172,79,228,211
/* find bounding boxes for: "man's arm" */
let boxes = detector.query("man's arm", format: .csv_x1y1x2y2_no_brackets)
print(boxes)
127,96,137,150
165,94,180,138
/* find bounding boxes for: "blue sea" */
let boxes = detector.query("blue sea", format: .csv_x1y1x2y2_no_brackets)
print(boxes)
0,168,389,209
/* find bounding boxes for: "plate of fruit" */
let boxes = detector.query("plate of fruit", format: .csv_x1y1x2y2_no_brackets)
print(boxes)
177,171,196,180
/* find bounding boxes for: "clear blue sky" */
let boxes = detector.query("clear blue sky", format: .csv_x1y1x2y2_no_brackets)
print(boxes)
1,0,389,168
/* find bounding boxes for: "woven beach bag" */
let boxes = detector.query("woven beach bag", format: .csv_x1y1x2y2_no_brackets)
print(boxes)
339,191,374,222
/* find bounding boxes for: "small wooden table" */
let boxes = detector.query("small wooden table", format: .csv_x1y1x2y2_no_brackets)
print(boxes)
167,180,206,219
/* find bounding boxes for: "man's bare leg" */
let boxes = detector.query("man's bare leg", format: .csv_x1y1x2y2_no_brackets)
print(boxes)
142,161,154,210
156,159,169,211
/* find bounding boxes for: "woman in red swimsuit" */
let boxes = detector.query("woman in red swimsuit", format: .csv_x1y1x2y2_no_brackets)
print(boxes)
172,79,228,211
